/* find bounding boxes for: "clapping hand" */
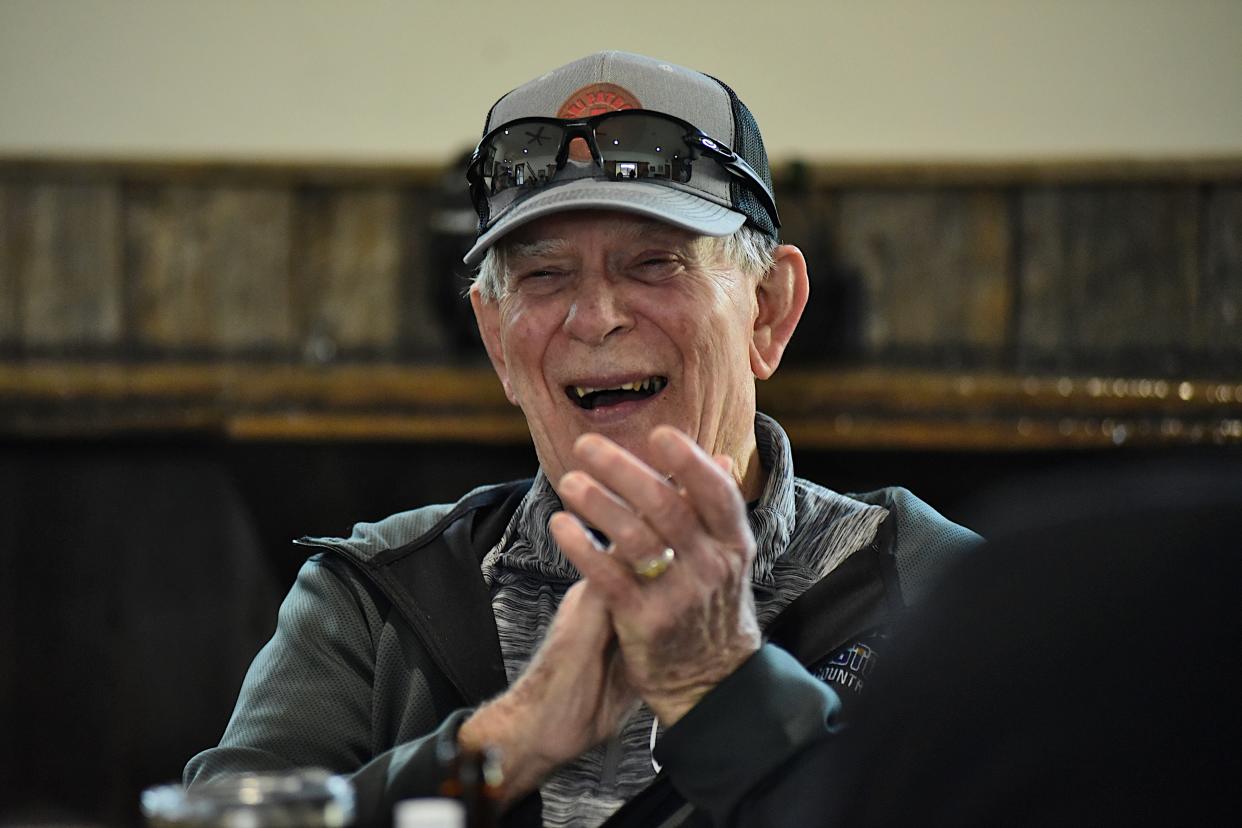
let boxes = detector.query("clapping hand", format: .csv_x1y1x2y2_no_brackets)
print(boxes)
550,425,762,726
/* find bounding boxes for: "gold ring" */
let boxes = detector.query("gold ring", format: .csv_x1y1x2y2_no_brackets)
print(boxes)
633,547,675,580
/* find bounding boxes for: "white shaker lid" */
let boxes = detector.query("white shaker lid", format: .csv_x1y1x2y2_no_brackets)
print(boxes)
394,797,465,828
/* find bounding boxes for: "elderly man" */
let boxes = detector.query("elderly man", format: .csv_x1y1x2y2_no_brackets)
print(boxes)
186,52,979,827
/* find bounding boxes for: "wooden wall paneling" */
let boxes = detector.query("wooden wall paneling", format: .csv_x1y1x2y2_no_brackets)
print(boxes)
125,184,294,354
0,182,123,353
1198,186,1242,367
1018,186,1200,375
831,189,1013,366
292,187,404,359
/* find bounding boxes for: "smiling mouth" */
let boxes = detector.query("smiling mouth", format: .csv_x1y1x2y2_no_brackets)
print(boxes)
565,376,668,410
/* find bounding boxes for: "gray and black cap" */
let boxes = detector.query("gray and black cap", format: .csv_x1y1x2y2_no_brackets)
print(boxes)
463,50,778,266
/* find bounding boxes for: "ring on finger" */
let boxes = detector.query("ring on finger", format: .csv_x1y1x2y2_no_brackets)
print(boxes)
632,547,675,580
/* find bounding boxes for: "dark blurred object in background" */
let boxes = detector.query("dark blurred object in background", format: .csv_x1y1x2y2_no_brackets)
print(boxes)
0,437,542,827
774,160,867,366
428,149,486,357
0,447,281,827
800,457,1242,825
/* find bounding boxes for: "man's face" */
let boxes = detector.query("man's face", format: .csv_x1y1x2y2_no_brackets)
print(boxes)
471,210,765,489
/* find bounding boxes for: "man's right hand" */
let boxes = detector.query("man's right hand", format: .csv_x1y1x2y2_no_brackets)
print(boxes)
456,579,636,804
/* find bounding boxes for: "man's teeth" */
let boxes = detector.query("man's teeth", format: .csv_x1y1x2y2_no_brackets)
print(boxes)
573,377,664,397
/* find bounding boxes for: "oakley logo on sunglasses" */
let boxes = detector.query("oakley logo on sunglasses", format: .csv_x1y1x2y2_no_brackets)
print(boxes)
467,109,780,232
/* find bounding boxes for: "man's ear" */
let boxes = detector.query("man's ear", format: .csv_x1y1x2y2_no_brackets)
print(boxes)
469,285,518,405
750,244,810,380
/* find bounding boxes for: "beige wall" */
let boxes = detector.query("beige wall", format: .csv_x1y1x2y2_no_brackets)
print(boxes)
1,0,1240,162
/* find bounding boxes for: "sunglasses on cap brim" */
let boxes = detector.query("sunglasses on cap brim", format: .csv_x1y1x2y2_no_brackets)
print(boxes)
466,109,780,233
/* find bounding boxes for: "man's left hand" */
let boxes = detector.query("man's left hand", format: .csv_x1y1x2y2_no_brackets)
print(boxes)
550,426,762,726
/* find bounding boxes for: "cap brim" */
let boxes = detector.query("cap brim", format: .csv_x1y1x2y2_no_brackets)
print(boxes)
462,179,746,266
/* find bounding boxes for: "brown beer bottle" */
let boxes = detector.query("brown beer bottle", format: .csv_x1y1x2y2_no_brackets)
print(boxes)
437,740,503,828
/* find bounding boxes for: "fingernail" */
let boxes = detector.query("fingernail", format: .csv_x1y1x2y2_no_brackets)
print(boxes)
559,472,584,496
652,428,678,451
575,434,601,457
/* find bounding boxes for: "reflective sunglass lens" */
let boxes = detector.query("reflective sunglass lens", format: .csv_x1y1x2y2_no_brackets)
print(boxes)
596,115,693,183
482,123,566,195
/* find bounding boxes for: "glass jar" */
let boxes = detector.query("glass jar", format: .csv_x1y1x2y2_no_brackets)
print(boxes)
142,769,354,828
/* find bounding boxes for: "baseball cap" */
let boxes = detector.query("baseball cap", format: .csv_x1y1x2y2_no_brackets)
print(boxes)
462,50,778,266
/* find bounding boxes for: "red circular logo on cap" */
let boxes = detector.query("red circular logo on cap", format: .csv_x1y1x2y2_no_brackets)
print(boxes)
558,83,641,161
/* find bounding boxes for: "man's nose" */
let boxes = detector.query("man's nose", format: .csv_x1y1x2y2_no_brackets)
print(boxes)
563,270,633,344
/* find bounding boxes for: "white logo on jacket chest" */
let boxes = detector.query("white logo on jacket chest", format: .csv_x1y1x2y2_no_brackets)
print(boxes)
812,642,876,693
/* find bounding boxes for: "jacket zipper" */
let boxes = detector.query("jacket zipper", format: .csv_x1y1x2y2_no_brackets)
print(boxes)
600,732,622,789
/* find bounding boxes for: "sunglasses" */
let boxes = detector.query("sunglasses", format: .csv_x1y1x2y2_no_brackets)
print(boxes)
467,109,780,232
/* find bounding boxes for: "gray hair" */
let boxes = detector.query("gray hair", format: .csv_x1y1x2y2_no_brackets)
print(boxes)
472,225,778,302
